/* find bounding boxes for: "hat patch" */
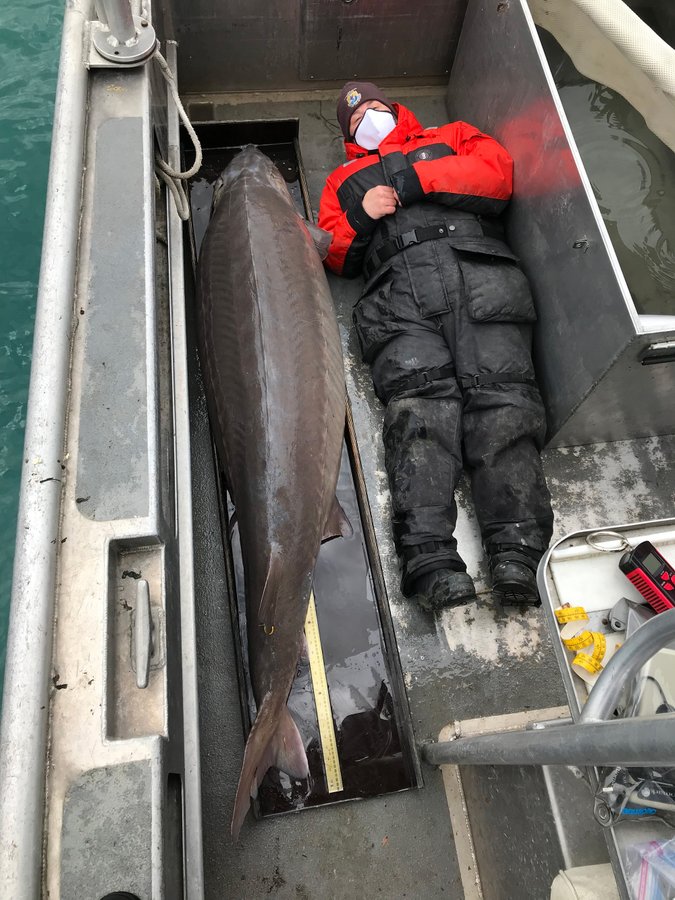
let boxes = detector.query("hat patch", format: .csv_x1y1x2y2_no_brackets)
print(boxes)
346,89,362,108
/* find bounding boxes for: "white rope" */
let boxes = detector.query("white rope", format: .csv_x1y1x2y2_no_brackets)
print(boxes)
153,45,202,221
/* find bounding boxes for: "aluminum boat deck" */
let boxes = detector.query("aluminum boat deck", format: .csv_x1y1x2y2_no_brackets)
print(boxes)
1,1,674,897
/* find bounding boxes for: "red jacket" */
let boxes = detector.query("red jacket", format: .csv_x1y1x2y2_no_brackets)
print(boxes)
318,104,514,276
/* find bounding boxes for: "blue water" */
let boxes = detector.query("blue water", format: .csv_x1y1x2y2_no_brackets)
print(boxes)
0,0,63,692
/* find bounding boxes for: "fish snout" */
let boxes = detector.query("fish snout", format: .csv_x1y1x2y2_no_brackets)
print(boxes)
212,145,292,211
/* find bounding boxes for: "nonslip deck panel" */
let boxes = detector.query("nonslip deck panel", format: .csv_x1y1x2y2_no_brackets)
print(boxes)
60,762,153,900
76,115,150,520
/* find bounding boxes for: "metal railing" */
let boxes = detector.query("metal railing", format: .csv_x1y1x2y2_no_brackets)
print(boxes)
423,608,675,768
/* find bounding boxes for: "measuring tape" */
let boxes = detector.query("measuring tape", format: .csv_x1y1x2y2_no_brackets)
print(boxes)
555,605,621,686
304,591,343,794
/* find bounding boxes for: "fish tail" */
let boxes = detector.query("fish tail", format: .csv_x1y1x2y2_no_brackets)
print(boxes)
231,694,309,839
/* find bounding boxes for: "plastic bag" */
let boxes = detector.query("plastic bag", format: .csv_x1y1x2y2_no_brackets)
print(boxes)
624,838,675,900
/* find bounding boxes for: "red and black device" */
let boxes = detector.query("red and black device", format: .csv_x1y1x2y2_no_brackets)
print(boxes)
619,541,675,614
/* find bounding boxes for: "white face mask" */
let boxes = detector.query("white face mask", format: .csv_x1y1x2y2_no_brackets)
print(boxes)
354,108,396,150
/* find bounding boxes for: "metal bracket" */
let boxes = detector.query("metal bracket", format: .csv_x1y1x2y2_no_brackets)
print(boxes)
593,796,613,827
88,1,157,69
640,340,675,366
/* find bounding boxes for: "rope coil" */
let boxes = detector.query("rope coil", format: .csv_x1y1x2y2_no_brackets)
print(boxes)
153,45,202,220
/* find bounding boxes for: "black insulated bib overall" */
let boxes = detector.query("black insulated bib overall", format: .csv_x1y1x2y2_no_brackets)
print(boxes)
353,204,553,592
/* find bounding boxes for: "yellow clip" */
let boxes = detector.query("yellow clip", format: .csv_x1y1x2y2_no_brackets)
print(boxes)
261,624,275,636
555,606,588,624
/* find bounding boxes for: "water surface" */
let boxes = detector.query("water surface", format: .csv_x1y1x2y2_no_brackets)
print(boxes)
0,0,63,690
542,33,675,316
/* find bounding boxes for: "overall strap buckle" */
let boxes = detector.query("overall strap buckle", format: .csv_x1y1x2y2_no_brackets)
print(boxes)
395,229,421,250
395,362,457,395
365,224,452,280
460,372,536,389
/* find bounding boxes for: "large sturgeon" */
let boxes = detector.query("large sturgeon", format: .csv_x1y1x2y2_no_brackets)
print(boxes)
196,146,348,838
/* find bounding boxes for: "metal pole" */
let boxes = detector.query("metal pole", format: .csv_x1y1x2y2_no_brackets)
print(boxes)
164,41,206,899
580,607,675,723
94,0,109,25
422,713,675,768
99,0,136,44
0,2,91,897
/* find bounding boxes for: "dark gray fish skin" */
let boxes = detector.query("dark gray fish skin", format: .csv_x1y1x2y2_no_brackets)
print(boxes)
196,146,346,838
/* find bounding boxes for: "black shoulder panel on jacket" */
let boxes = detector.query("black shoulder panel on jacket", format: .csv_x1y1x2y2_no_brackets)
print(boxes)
406,142,456,164
337,161,386,214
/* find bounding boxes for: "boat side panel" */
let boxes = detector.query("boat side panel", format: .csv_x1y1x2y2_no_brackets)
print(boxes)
169,0,468,94
446,0,641,442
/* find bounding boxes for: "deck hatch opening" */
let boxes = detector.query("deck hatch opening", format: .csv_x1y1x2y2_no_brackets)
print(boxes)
184,119,421,819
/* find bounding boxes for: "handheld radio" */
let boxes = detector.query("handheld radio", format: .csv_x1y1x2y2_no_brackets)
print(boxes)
619,541,675,614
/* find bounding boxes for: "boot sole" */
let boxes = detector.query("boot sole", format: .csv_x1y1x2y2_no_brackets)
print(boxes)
417,573,478,612
493,585,541,607
417,591,477,612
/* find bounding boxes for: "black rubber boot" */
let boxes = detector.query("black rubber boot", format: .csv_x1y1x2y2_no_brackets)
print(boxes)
411,568,477,612
490,553,540,606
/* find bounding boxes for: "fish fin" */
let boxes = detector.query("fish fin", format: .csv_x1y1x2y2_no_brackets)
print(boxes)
231,696,309,840
301,217,332,261
321,495,353,543
257,544,282,625
275,707,309,779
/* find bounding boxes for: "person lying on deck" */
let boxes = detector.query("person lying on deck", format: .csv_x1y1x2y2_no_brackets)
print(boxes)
318,81,554,611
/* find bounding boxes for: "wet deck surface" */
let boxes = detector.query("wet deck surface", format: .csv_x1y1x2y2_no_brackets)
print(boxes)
186,88,675,898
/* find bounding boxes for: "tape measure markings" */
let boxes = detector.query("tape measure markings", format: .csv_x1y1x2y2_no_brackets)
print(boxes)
304,591,343,794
